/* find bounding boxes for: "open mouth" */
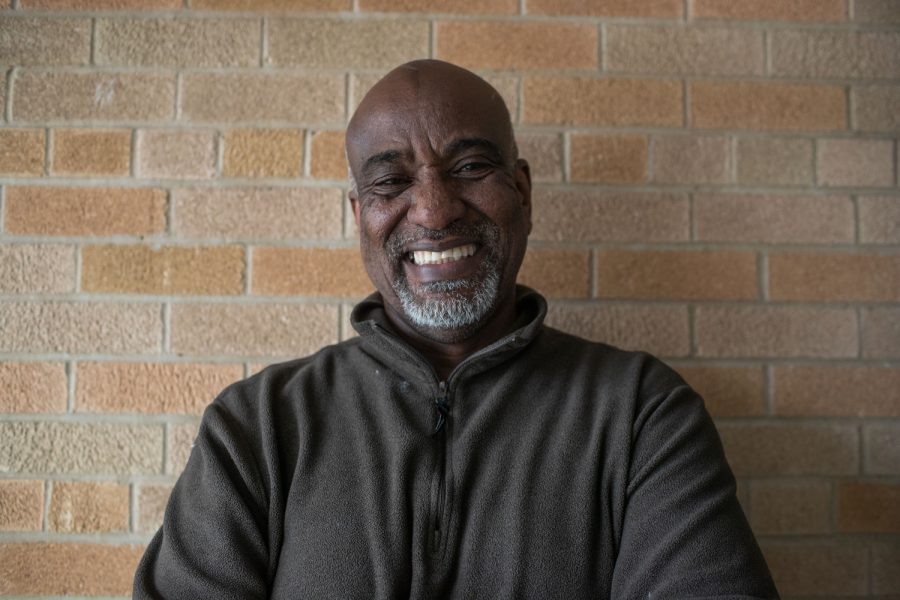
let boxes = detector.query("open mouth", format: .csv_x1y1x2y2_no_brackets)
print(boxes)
408,243,478,265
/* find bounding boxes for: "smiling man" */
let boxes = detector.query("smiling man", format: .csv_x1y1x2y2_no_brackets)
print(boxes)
134,60,778,599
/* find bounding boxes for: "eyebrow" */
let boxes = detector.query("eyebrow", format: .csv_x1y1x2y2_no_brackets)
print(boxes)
444,137,504,160
361,149,405,175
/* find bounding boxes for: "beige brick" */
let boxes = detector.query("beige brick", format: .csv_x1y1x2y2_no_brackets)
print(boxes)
0,543,143,596
0,129,44,176
0,244,75,294
224,129,303,179
750,481,831,534
651,135,731,184
692,0,846,21
171,303,338,358
252,248,370,298
817,138,894,187
437,21,597,70
546,304,690,357
531,190,689,242
181,73,344,124
872,542,900,594
866,425,900,475
691,82,846,131
310,130,346,181
524,77,682,127
0,362,67,414
360,0,517,13
22,0,181,7
136,129,216,180
173,187,343,241
13,71,175,122
4,186,167,237
694,194,854,244
773,30,900,79
675,366,766,417
854,0,900,24
863,307,900,358
169,423,199,475
49,482,128,534
775,366,900,417
0,480,43,532
696,306,857,358
596,250,757,300
854,85,900,131
51,128,131,176
516,133,562,182
0,421,162,475
860,197,900,244
96,18,259,68
838,482,900,532
137,484,173,533
570,134,647,184
0,17,91,66
719,424,859,476
517,249,590,299
770,253,900,302
192,0,347,9
0,301,161,354
268,19,427,69
607,25,763,76
736,137,813,186
761,541,868,597
527,0,682,17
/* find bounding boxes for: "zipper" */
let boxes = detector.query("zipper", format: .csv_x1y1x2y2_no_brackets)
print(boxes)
429,380,449,556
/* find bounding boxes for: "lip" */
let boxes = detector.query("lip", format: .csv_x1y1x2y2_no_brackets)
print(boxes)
403,245,484,283
403,237,478,253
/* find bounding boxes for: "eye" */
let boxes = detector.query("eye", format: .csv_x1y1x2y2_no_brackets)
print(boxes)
368,175,411,198
454,161,494,177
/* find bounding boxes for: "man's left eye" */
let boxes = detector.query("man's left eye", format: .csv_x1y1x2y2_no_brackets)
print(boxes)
456,162,492,175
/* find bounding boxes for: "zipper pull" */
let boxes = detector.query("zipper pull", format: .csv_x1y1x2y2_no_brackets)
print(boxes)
431,381,449,436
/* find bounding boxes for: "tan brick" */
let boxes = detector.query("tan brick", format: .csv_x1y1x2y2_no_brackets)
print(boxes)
0,480,43,532
0,543,143,596
252,247,370,298
0,17,91,66
136,129,216,180
96,18,259,68
872,541,900,594
736,137,813,186
531,190,689,242
137,484,173,533
570,134,647,184
775,366,900,417
866,425,900,475
527,0,681,17
51,128,131,177
224,128,303,179
817,138,894,187
517,249,590,299
171,303,338,358
545,304,690,357
192,0,347,9
360,0,517,13
13,71,175,122
838,482,900,532
516,132,562,182
0,129,44,175
173,187,343,241
0,362,67,414
607,25,763,76
694,194,854,244
4,186,167,237
696,306,857,358
770,253,900,302
0,244,75,294
524,77,682,127
0,301,161,354
596,250,757,300
719,424,858,476
691,82,846,131
181,73,344,124
49,482,128,534
310,130,346,181
854,0,900,24
437,21,597,71
863,307,900,358
675,366,766,417
761,541,868,597
773,30,900,79
0,421,162,475
651,135,731,184
692,0,846,21
169,423,199,475
854,85,900,131
268,19,427,69
22,0,181,7
750,481,831,534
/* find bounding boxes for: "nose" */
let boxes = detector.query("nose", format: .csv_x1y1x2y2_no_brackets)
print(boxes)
406,173,466,231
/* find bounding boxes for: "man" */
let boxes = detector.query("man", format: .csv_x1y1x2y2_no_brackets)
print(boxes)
134,60,778,599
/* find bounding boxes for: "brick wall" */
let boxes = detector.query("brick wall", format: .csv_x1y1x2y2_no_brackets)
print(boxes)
0,0,898,596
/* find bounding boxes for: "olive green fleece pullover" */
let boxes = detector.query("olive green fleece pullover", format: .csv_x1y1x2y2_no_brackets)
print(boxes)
134,287,778,599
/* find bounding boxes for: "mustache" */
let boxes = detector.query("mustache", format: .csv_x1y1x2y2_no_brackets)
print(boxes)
385,220,499,260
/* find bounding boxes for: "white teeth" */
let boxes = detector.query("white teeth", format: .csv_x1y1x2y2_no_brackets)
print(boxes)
412,244,477,265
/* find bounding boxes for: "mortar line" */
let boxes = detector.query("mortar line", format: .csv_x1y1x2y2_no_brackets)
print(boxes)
129,481,137,533
129,128,137,178
852,193,860,245
894,138,899,187
42,480,51,533
244,244,252,296
162,302,172,354
303,129,313,178
729,135,737,184
165,188,174,236
2,67,11,123
589,247,597,299
519,0,525,16
215,129,224,177
764,363,774,416
259,17,267,69
688,304,697,357
66,360,75,414
428,20,436,59
174,72,183,122
562,130,571,182
763,29,771,76
90,18,97,66
74,239,83,294
43,127,52,176
598,23,606,73
855,306,863,359
338,303,347,341
163,423,172,476
515,76,523,125
0,185,5,232
758,252,769,301
343,72,352,124
682,80,690,128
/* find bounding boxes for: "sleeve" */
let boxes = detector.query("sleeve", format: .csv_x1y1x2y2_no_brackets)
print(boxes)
610,360,779,599
133,396,277,599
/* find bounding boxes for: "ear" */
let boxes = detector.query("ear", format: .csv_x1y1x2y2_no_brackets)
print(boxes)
515,158,533,235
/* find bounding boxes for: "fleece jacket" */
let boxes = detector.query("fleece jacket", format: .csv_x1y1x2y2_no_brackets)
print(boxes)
133,287,779,599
